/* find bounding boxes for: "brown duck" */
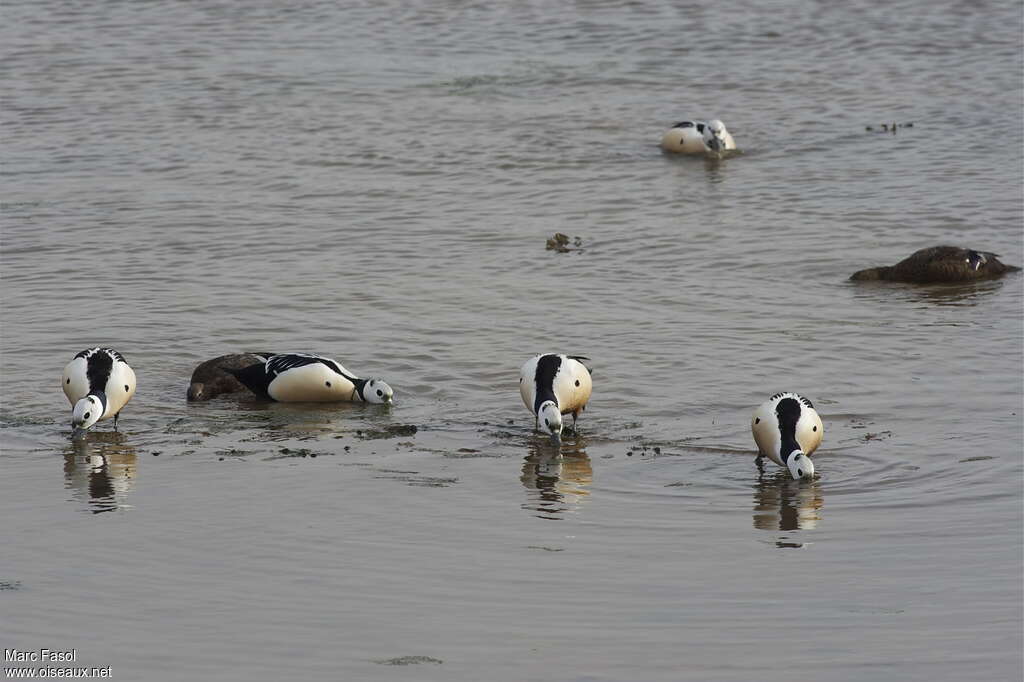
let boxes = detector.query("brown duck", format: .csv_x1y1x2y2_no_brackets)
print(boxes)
186,353,265,401
850,246,1020,283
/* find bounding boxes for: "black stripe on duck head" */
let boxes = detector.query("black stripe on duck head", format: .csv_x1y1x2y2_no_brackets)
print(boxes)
775,397,815,480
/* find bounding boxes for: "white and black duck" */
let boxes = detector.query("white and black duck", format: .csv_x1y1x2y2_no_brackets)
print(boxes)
661,119,737,154
226,353,394,403
751,392,822,480
61,347,137,438
519,354,593,441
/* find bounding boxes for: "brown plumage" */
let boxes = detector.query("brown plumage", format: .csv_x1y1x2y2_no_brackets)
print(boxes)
186,353,264,401
850,246,1021,283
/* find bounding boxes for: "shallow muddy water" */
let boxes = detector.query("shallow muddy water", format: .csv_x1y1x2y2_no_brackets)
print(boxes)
2,1,1022,680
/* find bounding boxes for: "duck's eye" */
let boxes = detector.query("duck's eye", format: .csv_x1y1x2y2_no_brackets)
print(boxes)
812,426,817,432
544,418,549,426
754,418,760,424
124,384,129,392
325,381,331,387
574,380,580,387
66,378,70,384
376,389,383,397
84,412,91,420
797,469,804,477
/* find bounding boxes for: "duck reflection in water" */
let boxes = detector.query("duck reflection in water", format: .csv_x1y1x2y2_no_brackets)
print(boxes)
752,460,824,532
520,435,592,519
62,431,137,514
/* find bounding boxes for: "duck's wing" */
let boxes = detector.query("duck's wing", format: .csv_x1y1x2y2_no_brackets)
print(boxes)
224,361,273,398
567,355,592,374
264,353,354,380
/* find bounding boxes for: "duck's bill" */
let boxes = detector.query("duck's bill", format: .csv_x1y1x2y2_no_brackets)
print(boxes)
71,427,89,440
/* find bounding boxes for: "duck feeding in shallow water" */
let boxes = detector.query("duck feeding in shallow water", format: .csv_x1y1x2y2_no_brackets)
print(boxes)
850,246,1021,283
226,353,394,403
187,353,265,401
661,119,737,155
519,354,593,442
61,347,137,439
751,392,822,480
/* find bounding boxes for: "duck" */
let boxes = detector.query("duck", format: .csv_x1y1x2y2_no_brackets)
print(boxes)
61,348,137,438
850,246,1021,283
661,119,737,154
519,354,593,441
751,392,822,480
225,352,394,403
186,353,266,401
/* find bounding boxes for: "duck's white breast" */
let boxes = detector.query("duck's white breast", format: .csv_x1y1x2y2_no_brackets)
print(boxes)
519,356,540,412
62,357,90,405
553,358,592,414
268,363,358,402
751,402,783,464
102,361,137,419
795,408,823,456
661,127,706,154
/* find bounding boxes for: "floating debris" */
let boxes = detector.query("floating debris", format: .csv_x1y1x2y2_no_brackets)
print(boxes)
216,447,255,458
375,656,443,666
546,232,584,253
865,122,914,133
264,447,331,460
357,424,419,440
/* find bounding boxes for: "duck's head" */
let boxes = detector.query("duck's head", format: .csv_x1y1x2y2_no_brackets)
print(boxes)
785,450,815,480
966,250,988,271
71,391,106,438
186,382,206,401
537,400,563,442
704,119,730,152
361,378,393,404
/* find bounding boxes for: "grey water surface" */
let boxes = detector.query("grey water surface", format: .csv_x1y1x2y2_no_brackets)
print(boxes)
2,1,1022,681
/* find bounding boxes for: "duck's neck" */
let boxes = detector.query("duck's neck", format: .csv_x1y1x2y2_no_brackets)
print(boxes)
351,377,368,401
858,265,894,281
779,430,802,464
781,444,802,464
90,390,108,412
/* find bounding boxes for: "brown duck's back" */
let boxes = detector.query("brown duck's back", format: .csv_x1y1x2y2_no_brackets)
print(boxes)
850,245,1021,283
187,353,265,401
